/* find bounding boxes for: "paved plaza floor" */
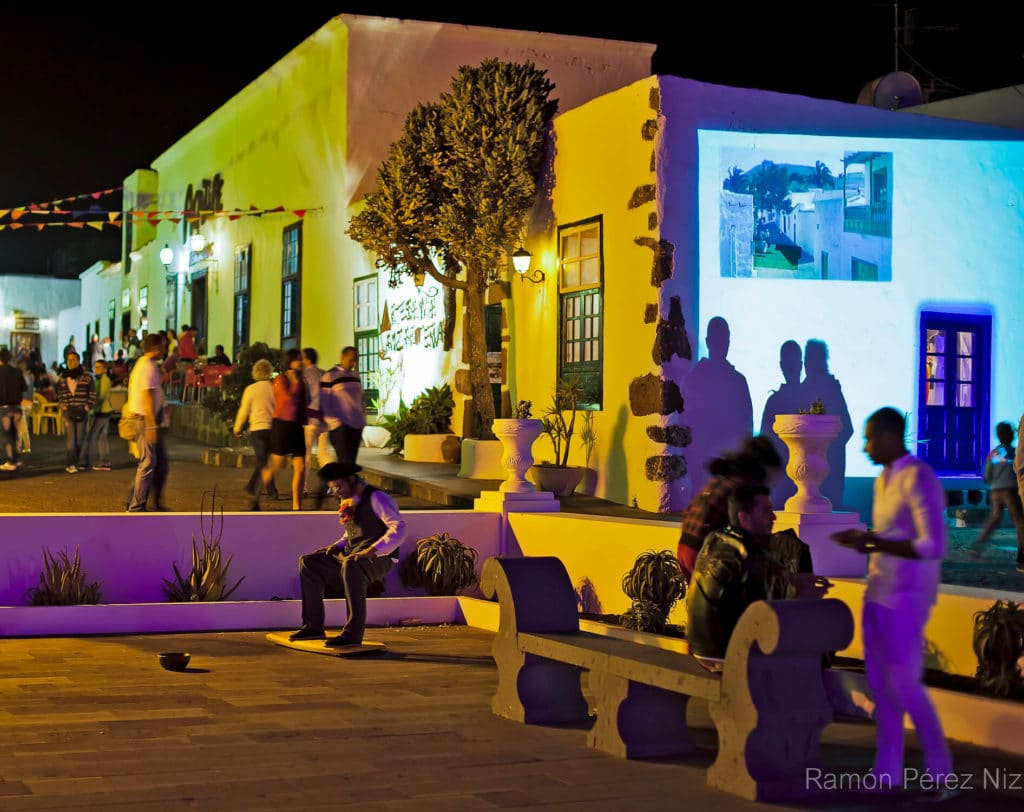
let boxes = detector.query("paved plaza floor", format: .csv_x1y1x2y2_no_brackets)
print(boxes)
1,625,1023,811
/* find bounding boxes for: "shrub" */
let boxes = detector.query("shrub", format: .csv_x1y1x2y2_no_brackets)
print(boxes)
399,532,478,596
202,342,287,426
621,550,686,617
973,599,1024,697
380,383,455,454
163,489,245,602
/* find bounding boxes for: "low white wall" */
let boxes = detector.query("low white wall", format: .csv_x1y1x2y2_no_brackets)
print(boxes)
0,510,501,607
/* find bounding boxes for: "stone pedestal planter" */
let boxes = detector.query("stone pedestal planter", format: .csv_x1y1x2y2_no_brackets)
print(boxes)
773,413,841,513
529,464,586,497
491,419,544,493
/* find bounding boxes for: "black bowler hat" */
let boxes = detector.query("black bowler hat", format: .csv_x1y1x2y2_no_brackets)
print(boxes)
317,462,362,481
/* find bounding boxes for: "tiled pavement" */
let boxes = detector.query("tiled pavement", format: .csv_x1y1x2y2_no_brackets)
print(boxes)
1,625,1023,810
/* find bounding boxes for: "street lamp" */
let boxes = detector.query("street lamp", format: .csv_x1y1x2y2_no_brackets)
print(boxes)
190,231,207,253
159,244,174,269
512,248,545,284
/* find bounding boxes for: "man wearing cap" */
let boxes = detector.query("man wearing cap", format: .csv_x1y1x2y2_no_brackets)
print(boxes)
290,461,406,646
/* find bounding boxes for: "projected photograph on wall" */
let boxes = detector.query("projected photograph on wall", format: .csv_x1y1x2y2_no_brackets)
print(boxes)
717,145,893,281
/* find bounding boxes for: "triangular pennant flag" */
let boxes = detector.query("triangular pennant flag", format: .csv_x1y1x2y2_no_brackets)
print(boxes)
292,210,307,218
0,224,5,231
52,208,70,215
268,205,285,212
9,222,23,230
86,221,104,231
11,208,26,221
379,302,391,333
28,203,42,212
0,209,9,219
167,217,182,225
67,222,85,229
35,223,46,231
228,212,243,221
91,191,101,199
107,212,120,223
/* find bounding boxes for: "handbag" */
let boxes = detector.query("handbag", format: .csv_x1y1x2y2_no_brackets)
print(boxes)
66,405,86,422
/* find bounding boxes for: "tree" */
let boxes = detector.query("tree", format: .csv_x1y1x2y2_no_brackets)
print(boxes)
346,59,557,439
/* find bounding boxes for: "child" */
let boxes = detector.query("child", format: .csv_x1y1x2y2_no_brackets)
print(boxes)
971,421,1024,572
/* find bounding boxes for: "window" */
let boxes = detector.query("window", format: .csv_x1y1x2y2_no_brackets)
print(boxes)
165,278,177,334
851,257,878,281
280,223,301,350
233,244,252,359
820,250,829,280
139,286,148,311
107,299,116,344
558,219,603,407
353,275,379,411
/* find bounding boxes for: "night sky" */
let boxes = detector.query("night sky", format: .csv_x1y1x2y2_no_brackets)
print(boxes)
1,2,1019,277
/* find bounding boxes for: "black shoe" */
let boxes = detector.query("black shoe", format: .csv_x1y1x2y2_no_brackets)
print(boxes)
288,626,325,641
325,634,360,647
248,500,260,511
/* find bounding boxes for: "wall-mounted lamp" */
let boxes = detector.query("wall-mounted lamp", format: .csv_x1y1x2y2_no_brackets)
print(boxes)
512,248,545,284
159,244,174,269
129,250,143,264
189,232,207,253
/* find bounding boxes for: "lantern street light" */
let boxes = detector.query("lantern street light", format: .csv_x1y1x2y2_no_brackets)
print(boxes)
512,248,545,284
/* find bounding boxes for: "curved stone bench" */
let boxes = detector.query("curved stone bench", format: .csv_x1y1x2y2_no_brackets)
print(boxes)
480,555,854,801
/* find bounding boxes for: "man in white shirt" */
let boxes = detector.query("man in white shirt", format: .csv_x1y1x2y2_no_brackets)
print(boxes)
290,462,406,646
312,346,366,507
831,407,952,791
124,333,169,511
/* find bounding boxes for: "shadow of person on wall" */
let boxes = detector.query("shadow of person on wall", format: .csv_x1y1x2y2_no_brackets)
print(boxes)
798,339,853,510
681,316,753,498
759,339,805,509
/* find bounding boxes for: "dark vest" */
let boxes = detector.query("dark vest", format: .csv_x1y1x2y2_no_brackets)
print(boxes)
344,485,390,556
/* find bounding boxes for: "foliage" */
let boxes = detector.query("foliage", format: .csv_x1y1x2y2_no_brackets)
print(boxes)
346,59,557,440
24,546,103,606
621,550,686,617
540,375,586,467
579,411,597,468
202,342,287,426
162,489,245,602
620,600,667,635
512,400,533,419
380,383,455,454
399,532,479,596
799,398,827,415
973,600,1024,697
366,356,404,419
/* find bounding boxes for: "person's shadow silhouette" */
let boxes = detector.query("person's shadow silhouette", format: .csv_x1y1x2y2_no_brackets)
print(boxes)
682,317,753,497
760,340,805,509
797,339,853,509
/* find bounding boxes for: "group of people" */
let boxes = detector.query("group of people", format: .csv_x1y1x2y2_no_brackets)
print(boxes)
677,407,955,790
232,345,367,512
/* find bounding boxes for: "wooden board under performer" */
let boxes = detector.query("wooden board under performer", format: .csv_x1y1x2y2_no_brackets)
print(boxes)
266,631,387,657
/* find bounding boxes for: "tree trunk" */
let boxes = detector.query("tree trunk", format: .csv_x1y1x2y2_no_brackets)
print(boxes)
463,283,496,440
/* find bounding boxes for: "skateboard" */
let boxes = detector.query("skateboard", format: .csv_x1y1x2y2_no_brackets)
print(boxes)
266,631,387,657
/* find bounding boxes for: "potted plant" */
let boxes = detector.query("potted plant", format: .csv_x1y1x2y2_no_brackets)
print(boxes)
163,490,245,602
773,398,841,513
24,546,103,606
530,375,588,495
399,532,479,596
381,383,460,463
491,400,546,492
973,599,1024,698
619,550,685,633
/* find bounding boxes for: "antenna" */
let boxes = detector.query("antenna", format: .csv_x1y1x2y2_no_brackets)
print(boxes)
856,71,923,110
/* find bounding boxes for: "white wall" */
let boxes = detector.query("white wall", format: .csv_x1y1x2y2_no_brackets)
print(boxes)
0,275,80,366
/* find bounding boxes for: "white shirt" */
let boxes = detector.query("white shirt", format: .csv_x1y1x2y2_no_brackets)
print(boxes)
125,353,165,420
336,489,406,557
865,452,947,608
233,380,275,434
302,364,323,413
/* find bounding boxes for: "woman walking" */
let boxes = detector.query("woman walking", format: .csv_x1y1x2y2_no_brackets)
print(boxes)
233,359,279,502
250,349,306,511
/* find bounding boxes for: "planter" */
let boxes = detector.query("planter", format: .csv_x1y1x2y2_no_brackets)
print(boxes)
362,425,391,449
457,438,505,480
492,419,545,493
773,413,841,513
528,464,586,496
403,433,461,463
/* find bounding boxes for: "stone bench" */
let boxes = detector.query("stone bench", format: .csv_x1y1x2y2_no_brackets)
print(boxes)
480,555,854,802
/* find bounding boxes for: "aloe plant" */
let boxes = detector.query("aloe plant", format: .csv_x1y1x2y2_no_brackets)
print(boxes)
25,546,103,606
620,599,668,634
973,599,1024,697
399,532,478,596
163,488,245,602
621,550,686,617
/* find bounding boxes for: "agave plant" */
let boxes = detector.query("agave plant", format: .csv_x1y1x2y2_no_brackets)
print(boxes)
620,599,667,634
163,488,245,602
24,546,103,606
973,599,1024,697
621,550,686,617
399,532,478,596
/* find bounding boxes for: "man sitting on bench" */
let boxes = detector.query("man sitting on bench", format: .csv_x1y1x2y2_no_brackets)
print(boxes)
686,482,831,669
289,462,406,646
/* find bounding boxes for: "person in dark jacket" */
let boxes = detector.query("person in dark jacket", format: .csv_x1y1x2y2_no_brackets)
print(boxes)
289,462,406,646
0,347,27,471
685,483,830,665
56,351,96,473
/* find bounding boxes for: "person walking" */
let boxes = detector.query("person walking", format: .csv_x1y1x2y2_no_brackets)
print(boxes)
831,407,952,791
290,462,406,645
80,359,114,470
300,347,331,500
0,348,27,471
233,359,278,502
56,351,95,474
250,348,306,511
969,421,1024,569
311,346,366,507
16,357,34,455
124,333,170,511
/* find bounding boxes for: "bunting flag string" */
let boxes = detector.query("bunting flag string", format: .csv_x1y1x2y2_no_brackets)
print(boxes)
0,205,322,225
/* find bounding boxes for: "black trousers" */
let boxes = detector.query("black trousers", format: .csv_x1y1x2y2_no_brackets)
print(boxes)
298,550,393,642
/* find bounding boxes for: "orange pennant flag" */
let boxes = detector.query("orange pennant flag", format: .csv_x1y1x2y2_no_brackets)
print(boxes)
167,217,182,225
11,208,26,221
35,223,46,231
68,222,85,229
9,222,23,230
